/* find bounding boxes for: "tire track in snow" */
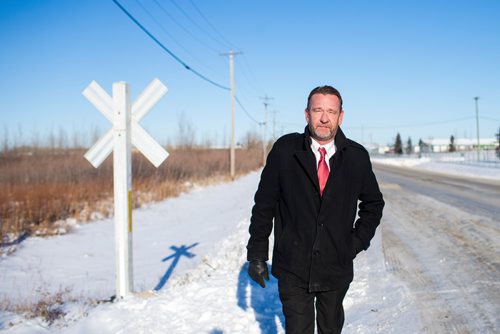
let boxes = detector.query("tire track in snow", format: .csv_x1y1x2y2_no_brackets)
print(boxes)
380,182,499,333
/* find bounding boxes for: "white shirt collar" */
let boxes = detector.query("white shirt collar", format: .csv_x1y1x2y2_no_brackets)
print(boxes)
310,137,336,168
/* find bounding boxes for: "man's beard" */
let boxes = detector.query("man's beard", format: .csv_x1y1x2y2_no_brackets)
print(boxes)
308,122,335,142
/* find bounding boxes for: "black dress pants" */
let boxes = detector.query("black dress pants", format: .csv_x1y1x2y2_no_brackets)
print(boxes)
278,282,350,334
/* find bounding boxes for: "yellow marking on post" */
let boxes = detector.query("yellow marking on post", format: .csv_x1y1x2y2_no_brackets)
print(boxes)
128,190,133,233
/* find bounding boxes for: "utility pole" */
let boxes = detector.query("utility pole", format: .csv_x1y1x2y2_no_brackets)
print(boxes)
474,96,480,161
221,50,242,179
260,95,273,166
270,109,279,140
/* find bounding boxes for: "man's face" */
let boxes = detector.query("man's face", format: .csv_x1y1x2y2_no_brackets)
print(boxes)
305,93,344,144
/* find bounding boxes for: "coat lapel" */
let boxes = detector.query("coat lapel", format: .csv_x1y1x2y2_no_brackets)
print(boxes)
294,150,319,192
293,127,348,197
294,128,320,193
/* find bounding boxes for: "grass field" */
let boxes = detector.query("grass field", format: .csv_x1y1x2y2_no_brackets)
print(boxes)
0,147,263,240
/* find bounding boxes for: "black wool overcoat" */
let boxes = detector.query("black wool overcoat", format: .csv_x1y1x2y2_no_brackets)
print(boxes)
247,127,385,292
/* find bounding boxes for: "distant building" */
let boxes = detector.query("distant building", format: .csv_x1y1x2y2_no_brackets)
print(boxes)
364,143,389,155
365,138,497,155
421,138,497,153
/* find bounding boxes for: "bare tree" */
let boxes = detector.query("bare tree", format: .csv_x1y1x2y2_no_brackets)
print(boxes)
48,126,56,150
57,127,68,149
15,123,24,150
90,124,102,148
241,129,261,149
2,125,9,154
200,130,217,149
71,127,84,148
175,112,197,149
31,125,41,152
222,126,227,149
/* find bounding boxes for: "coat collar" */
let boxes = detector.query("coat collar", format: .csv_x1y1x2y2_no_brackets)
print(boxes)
294,126,348,196
302,126,348,152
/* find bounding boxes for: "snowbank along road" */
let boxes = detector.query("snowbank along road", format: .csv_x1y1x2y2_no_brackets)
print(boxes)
1,163,499,333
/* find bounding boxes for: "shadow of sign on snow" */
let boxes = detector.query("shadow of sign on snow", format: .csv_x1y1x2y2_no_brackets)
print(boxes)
237,262,285,333
154,242,199,291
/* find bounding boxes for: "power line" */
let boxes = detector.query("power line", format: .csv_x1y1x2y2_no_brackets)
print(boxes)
481,116,500,122
184,1,265,108
188,0,238,50
138,0,222,75
239,55,265,95
150,0,220,54
169,0,231,50
235,96,260,124
134,0,209,66
112,0,230,91
112,0,262,126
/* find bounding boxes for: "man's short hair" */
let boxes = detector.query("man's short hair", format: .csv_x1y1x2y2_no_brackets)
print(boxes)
307,85,343,110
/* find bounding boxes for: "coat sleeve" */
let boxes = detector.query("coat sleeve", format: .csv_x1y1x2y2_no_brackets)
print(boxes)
352,154,385,253
246,142,281,261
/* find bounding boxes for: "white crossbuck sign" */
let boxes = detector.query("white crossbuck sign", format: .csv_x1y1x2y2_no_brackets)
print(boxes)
83,79,169,298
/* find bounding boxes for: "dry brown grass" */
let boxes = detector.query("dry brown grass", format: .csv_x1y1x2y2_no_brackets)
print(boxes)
0,147,262,240
0,285,89,327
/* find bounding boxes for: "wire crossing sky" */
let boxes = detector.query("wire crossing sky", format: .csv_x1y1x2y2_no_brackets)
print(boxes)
1,0,499,147
112,0,261,128
112,0,230,91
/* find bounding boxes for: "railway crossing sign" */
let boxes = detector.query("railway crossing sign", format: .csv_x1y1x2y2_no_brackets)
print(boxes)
83,79,169,298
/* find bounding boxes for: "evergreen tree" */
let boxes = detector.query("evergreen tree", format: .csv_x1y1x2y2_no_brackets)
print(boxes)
495,127,500,160
449,135,456,152
394,133,403,155
405,137,413,154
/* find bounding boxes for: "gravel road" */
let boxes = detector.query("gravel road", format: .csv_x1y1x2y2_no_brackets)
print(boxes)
375,164,500,333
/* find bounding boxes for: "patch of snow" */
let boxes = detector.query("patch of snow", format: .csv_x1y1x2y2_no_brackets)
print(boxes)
1,156,498,333
372,155,500,181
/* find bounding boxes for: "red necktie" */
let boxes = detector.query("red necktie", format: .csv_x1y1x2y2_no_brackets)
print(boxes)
318,147,329,196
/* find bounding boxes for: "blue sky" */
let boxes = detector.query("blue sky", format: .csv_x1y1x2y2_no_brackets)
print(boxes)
1,0,499,148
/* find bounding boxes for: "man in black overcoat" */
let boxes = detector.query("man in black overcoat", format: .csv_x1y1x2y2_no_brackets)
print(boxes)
246,85,385,333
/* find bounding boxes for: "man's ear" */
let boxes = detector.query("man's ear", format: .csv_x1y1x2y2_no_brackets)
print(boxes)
304,108,310,123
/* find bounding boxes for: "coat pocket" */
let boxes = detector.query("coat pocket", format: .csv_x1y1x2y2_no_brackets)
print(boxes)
336,235,355,266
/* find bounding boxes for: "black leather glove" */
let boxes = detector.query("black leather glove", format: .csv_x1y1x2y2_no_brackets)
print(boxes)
248,260,269,288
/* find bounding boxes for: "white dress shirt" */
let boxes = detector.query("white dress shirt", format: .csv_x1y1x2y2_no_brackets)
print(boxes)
310,137,336,171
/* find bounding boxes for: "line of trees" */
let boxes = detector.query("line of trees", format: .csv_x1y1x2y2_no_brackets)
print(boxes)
394,133,415,155
394,128,500,156
1,120,270,155
1,124,104,153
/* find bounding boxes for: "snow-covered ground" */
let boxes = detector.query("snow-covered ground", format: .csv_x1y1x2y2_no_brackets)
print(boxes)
371,153,500,181
1,155,499,333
